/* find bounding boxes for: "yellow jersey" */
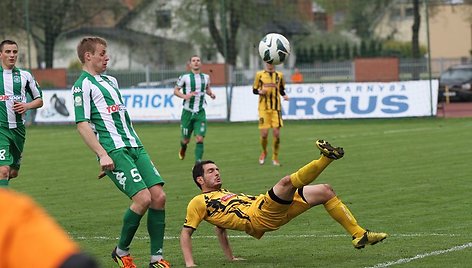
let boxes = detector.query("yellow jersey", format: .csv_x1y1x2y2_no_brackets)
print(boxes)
183,188,311,239
252,70,286,111
184,189,265,238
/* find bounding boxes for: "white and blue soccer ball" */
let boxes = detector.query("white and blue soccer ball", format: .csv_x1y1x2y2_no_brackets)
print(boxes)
258,33,291,65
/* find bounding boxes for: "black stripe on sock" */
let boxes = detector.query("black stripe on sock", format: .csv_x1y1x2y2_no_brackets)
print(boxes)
268,188,292,205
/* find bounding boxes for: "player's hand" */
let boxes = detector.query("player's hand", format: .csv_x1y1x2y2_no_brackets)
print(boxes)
13,101,29,114
209,92,216,99
283,95,289,101
99,154,114,173
185,91,199,100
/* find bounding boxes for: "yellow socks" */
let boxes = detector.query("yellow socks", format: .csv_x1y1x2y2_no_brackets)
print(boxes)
260,136,268,153
272,137,280,160
289,156,332,188
324,196,365,238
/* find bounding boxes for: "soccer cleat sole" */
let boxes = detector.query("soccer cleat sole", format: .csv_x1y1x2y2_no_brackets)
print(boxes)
315,140,344,160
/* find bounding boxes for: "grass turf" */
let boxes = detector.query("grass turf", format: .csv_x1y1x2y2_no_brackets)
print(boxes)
10,117,472,267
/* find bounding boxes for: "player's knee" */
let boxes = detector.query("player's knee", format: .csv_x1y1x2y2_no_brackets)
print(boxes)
195,136,204,143
0,166,11,179
320,183,336,199
279,175,294,187
133,190,152,209
151,190,166,207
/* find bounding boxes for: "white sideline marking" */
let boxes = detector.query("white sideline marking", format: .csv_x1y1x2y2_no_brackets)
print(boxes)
331,127,443,139
366,242,472,268
72,232,460,241
383,127,438,134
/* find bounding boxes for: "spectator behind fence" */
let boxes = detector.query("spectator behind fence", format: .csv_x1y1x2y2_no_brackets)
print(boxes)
290,68,304,83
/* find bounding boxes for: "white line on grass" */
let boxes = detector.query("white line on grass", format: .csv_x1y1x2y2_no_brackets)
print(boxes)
330,127,438,140
365,242,472,268
72,232,461,241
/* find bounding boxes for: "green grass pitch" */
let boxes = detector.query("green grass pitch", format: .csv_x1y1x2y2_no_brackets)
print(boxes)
11,117,472,267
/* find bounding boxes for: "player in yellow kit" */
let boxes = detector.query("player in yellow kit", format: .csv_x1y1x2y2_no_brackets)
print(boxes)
180,139,387,267
252,63,288,166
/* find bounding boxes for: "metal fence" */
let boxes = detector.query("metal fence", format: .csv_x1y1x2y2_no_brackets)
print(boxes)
64,57,470,89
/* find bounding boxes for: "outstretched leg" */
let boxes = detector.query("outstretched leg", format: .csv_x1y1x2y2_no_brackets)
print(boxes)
290,140,344,188
326,196,388,248
302,185,387,249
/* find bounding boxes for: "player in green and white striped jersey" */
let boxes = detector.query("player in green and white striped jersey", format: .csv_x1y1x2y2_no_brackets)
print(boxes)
72,37,170,268
174,55,215,164
0,40,43,188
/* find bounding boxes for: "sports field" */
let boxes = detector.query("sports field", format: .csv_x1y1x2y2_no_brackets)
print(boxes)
12,117,472,267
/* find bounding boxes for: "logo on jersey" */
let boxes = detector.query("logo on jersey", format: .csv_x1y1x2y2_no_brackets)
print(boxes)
0,95,23,102
74,96,83,106
221,193,237,202
13,75,21,84
106,104,126,114
72,87,82,94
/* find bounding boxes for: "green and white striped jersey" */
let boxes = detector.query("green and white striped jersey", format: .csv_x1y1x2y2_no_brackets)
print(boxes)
72,71,142,152
0,67,42,128
176,72,210,113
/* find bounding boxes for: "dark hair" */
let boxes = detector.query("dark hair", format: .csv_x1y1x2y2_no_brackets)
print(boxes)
76,36,107,63
0,40,18,52
192,160,215,189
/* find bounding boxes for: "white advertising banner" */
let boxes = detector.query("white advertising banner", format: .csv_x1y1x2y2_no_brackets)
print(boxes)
230,80,439,122
36,87,227,123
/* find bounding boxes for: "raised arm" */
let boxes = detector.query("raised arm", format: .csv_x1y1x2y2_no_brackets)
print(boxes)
180,227,197,267
215,226,245,262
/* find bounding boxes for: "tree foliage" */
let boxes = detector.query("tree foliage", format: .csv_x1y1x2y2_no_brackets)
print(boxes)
0,0,127,68
316,0,394,39
176,0,304,66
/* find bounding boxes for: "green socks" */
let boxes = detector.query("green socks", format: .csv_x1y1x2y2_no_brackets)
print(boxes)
195,142,204,162
147,208,165,257
118,208,142,251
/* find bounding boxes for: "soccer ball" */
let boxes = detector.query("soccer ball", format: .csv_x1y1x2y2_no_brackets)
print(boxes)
258,33,291,65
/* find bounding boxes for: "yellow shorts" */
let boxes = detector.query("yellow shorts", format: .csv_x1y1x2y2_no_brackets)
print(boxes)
258,110,283,129
247,190,311,239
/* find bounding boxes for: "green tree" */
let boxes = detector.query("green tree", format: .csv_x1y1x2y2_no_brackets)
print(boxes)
326,45,334,61
334,44,342,61
317,43,326,62
0,0,126,68
309,47,317,63
360,40,367,57
316,0,394,39
342,42,351,60
352,44,359,58
177,0,305,66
